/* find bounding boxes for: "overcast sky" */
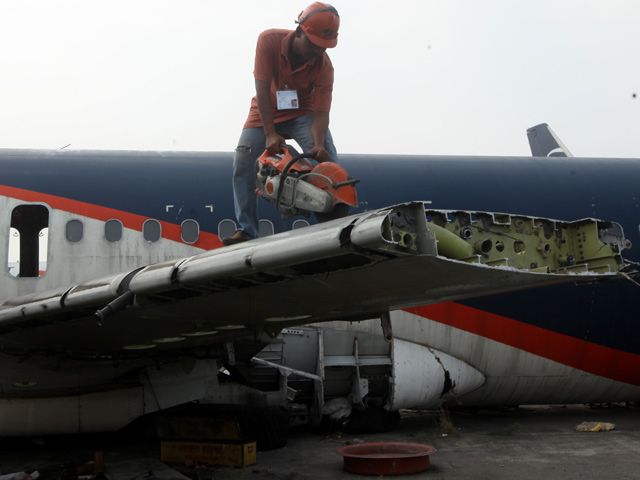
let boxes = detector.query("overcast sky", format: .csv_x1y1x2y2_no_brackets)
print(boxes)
1,0,638,157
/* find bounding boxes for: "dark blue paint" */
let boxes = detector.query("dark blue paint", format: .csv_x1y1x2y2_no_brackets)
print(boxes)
1,149,639,354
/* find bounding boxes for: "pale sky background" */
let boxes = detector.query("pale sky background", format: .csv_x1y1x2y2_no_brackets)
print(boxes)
1,0,638,158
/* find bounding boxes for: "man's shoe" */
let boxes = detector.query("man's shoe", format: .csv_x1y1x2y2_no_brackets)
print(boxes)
222,230,251,246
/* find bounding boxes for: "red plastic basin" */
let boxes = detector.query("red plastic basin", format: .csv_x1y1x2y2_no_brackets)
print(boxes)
337,442,436,476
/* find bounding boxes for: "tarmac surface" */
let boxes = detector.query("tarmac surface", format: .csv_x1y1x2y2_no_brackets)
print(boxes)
1,404,639,479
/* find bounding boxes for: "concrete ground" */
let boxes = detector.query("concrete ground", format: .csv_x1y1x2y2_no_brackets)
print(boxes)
1,404,638,479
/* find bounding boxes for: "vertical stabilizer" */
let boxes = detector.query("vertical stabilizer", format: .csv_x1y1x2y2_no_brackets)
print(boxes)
526,123,573,157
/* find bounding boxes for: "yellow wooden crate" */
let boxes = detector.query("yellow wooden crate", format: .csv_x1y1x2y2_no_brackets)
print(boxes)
160,440,257,467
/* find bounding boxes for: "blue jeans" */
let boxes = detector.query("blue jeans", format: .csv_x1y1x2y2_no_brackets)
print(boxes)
232,114,338,239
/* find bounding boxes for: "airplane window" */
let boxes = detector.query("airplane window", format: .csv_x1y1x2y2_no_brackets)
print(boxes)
105,219,123,243
65,220,83,243
9,204,49,277
218,219,236,240
8,228,21,278
39,228,48,274
181,219,199,244
292,219,310,230
259,219,274,237
143,219,161,243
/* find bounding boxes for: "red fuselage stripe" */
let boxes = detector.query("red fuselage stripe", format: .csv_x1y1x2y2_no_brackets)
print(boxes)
0,185,223,249
405,303,640,386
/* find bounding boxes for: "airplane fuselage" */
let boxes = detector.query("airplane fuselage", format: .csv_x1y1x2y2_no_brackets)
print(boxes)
1,149,639,420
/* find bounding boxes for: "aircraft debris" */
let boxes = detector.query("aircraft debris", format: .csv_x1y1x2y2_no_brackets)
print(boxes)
0,473,39,480
575,422,615,432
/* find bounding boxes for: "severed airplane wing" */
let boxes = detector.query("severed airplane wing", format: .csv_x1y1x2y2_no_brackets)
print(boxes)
0,202,631,361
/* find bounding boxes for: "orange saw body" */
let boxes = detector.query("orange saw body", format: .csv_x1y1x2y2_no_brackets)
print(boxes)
255,146,359,221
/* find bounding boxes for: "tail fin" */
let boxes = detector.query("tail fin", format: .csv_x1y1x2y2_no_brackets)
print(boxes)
526,123,573,157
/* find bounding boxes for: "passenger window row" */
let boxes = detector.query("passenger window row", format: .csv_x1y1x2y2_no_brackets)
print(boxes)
63,218,201,244
9,202,311,278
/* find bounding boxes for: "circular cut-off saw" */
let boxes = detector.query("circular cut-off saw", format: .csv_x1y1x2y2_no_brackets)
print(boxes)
255,146,359,222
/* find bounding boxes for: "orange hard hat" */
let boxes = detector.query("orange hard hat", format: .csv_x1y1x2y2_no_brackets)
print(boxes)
296,2,340,49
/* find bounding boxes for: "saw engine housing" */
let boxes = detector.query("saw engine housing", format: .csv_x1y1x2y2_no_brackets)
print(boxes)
255,147,359,221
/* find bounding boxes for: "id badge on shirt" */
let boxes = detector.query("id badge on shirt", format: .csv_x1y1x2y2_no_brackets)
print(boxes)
276,90,299,110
